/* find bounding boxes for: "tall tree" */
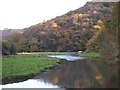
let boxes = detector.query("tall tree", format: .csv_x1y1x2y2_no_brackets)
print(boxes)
10,43,17,55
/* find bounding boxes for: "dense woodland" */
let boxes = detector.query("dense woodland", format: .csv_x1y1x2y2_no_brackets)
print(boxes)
1,2,115,55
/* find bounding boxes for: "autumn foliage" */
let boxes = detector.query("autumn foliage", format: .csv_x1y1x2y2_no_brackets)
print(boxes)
2,2,115,54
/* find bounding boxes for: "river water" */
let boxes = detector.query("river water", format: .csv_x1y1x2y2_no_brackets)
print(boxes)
48,55,85,61
1,55,118,89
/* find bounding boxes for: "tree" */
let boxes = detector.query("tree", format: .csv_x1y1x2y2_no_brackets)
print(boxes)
28,37,39,52
17,38,29,52
2,40,11,55
86,32,100,52
99,2,119,62
10,43,17,55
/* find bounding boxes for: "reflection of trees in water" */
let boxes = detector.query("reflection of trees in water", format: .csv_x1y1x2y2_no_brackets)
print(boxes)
39,59,117,88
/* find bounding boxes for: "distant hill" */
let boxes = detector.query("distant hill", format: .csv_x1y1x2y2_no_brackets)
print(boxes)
32,2,114,31
2,2,115,52
1,29,25,40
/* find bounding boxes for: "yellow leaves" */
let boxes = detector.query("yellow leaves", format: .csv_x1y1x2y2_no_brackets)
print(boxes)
78,14,83,18
97,20,104,26
93,25,101,29
51,23,58,28
93,20,104,30
72,14,79,23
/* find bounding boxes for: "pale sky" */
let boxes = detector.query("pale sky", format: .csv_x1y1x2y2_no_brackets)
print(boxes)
0,0,91,30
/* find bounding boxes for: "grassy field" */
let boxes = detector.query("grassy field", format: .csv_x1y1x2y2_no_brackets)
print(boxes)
2,52,74,83
79,52,100,58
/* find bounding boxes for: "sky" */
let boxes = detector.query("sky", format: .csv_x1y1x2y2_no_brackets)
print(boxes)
0,0,92,30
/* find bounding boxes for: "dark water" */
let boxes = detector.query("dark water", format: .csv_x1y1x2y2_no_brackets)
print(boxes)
1,55,118,88
37,58,118,88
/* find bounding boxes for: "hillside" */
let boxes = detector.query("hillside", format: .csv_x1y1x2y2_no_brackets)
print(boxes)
34,2,113,31
1,28,25,40
2,2,115,54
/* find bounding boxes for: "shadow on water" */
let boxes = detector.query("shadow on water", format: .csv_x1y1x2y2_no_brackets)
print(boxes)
36,58,118,88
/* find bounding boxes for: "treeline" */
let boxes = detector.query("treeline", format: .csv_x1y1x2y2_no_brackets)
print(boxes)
2,29,93,55
86,2,119,68
2,2,114,55
99,2,119,66
2,41,17,55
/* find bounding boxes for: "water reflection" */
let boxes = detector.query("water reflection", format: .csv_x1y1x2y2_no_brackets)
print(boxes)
2,55,118,89
1,79,59,88
37,58,118,88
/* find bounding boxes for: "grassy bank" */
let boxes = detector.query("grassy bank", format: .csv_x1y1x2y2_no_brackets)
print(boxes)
2,52,73,84
79,52,100,58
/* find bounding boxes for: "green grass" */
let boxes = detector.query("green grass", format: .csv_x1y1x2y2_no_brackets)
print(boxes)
2,52,99,82
42,52,74,55
1,52,60,79
2,52,74,80
79,52,100,58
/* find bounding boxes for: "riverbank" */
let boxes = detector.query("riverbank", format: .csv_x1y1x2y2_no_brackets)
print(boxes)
2,52,74,84
2,52,118,88
2,52,100,84
79,52,100,58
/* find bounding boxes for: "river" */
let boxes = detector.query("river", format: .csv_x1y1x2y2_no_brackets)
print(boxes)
1,55,118,89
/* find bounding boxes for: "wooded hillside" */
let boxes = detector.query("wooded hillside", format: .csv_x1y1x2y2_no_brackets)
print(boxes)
2,2,115,54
